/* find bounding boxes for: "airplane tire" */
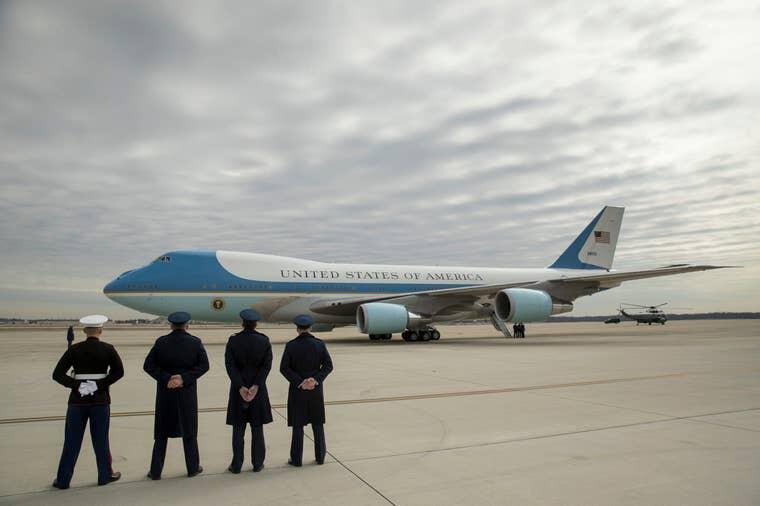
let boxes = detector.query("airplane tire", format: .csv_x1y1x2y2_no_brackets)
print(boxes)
381,333,392,340
369,334,381,341
430,330,441,340
420,331,431,341
408,331,419,342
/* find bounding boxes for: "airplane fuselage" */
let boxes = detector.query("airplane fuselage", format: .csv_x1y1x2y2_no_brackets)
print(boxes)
103,250,596,324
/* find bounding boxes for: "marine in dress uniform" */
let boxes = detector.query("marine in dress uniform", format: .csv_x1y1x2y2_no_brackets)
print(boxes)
51,315,124,489
143,312,210,479
225,309,273,473
279,315,333,467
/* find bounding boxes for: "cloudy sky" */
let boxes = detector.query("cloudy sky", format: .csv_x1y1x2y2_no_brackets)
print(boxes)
1,0,758,319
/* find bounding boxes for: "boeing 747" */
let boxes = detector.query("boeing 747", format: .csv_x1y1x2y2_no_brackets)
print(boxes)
103,206,727,341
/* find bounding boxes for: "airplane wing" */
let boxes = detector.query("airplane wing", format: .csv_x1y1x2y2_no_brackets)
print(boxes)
553,264,733,286
309,264,732,317
308,281,532,316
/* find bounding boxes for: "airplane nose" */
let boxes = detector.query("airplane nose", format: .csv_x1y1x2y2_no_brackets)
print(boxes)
103,278,120,297
103,268,138,296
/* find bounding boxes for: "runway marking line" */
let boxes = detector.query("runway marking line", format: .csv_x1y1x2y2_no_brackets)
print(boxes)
0,372,686,425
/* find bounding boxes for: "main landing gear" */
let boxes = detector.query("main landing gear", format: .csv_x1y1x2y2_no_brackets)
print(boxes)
368,328,442,342
401,328,440,342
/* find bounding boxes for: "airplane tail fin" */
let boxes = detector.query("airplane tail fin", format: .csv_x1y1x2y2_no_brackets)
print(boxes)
549,206,624,270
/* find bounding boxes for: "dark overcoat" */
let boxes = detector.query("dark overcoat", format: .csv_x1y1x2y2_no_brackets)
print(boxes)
279,332,333,427
143,329,210,438
224,329,273,426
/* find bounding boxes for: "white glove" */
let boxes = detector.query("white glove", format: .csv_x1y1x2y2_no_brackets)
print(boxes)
78,380,98,397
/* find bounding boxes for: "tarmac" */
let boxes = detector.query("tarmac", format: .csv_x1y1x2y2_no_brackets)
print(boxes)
0,320,758,505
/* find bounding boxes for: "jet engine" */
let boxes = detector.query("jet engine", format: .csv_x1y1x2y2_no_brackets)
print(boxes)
356,302,422,334
494,288,572,322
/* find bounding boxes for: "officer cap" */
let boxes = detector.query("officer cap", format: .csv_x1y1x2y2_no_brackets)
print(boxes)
239,309,261,321
79,314,108,327
293,314,315,327
167,311,192,324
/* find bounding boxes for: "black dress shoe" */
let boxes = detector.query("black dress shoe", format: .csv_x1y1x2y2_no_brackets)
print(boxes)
98,471,121,486
253,464,264,472
52,480,69,490
146,472,161,480
228,465,241,474
188,465,203,477
316,459,325,465
287,459,302,467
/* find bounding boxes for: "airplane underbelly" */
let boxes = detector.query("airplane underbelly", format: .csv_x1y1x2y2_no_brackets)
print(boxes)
108,293,270,322
108,292,356,324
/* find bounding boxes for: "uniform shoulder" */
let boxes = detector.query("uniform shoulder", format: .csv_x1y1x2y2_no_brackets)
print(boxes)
152,334,172,346
254,330,270,340
186,333,204,343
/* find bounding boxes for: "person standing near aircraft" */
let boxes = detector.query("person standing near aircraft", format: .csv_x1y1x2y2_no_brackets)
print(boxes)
280,315,333,467
144,312,209,480
225,309,273,473
52,315,124,489
66,325,74,348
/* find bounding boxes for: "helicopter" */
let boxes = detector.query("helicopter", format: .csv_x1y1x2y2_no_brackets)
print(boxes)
618,303,670,325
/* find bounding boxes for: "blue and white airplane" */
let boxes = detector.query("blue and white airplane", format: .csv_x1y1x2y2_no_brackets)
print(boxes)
104,206,726,341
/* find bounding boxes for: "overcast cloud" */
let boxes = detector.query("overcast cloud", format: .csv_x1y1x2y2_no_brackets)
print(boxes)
1,0,758,318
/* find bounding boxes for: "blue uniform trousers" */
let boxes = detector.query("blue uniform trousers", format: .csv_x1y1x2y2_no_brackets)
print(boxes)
290,424,326,465
231,423,265,470
56,405,111,487
150,437,200,477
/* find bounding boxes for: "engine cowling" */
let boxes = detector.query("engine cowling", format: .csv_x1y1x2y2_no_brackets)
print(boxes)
495,288,572,322
356,302,420,334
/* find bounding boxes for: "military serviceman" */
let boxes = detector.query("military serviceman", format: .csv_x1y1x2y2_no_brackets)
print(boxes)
224,309,273,473
279,315,333,467
143,312,209,479
52,314,124,489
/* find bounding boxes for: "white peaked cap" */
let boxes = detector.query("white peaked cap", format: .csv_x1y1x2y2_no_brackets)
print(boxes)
79,314,109,327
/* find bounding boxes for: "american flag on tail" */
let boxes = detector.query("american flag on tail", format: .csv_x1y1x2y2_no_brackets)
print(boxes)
594,230,610,244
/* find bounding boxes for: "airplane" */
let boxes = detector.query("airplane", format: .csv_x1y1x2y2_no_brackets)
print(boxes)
103,206,728,342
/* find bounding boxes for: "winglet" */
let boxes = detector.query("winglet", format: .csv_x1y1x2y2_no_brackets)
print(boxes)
549,206,625,270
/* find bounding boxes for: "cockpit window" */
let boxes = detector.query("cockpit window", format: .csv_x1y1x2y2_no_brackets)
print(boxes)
116,269,135,279
154,255,172,263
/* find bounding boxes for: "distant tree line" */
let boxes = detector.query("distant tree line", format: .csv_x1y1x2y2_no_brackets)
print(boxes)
2,313,759,326
549,313,760,322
